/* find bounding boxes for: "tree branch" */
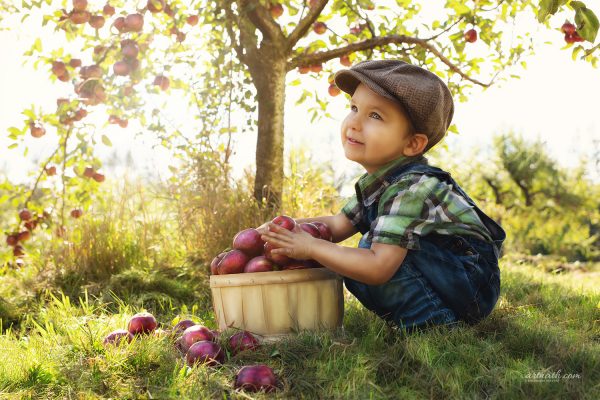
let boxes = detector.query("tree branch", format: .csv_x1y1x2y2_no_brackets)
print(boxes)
288,34,496,87
238,0,286,44
219,0,247,64
286,0,329,53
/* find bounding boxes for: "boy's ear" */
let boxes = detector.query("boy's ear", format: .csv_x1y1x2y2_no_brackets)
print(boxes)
403,133,429,156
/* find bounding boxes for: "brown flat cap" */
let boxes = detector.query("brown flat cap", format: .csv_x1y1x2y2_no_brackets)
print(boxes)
334,59,454,152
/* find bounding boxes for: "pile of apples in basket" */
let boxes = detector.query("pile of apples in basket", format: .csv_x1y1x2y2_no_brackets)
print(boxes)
211,215,333,275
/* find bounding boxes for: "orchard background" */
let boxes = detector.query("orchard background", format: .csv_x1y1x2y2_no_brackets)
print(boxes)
1,1,599,398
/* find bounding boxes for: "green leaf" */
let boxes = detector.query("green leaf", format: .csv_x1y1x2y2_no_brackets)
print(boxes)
570,1,586,11
33,38,42,52
575,7,599,42
8,143,18,149
537,0,561,22
572,45,583,61
101,134,112,147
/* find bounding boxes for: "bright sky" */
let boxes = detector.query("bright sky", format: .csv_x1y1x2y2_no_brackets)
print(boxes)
1,1,598,199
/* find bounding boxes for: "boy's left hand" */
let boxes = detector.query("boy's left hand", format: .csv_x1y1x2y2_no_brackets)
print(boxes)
260,223,318,260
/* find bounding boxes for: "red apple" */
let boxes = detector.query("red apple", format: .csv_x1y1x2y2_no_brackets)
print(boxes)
234,365,278,393
179,324,215,353
228,331,260,355
89,15,105,29
281,260,309,270
217,249,250,274
103,4,115,16
121,40,139,59
13,245,25,257
328,84,340,97
298,65,310,74
70,10,90,24
73,0,87,12
57,98,69,107
124,13,144,32
6,234,18,247
153,75,170,91
561,22,576,35
70,208,83,219
187,15,199,26
113,60,130,76
244,256,275,273
118,118,128,128
464,28,477,43
52,61,66,77
264,241,291,266
29,123,46,138
340,55,352,67
186,340,225,367
24,220,37,231
313,21,327,35
103,329,134,345
310,63,323,73
112,16,125,32
84,166,95,178
147,0,165,13
69,58,82,68
233,228,265,257
299,222,320,238
210,252,227,275
175,31,186,43
45,166,57,176
127,312,158,335
19,208,32,221
57,71,70,82
17,231,30,242
81,64,102,79
271,215,296,232
269,3,284,19
92,173,105,182
173,319,196,334
312,221,333,242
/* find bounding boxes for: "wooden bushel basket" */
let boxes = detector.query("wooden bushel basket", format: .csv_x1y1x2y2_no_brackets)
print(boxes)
210,268,344,339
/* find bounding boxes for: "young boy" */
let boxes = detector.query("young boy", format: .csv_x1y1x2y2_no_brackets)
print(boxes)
259,60,506,333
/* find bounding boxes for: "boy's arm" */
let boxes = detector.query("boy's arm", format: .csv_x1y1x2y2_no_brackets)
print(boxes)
309,240,407,285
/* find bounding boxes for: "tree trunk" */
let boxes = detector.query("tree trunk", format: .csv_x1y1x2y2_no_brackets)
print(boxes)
248,55,287,213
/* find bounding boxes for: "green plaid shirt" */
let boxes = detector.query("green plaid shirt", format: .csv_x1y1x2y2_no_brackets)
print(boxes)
341,156,494,250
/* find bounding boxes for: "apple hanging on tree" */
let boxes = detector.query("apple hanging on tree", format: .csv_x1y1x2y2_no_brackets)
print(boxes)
269,3,284,19
464,28,478,43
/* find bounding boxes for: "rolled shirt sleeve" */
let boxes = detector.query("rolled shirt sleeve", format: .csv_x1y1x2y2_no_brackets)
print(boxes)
341,195,363,228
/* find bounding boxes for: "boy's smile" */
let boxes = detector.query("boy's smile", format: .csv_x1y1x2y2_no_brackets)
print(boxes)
340,83,428,174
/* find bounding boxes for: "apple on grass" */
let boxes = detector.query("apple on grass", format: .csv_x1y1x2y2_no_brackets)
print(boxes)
235,365,278,393
104,329,134,345
228,331,260,355
186,340,225,367
178,324,215,353
127,312,157,335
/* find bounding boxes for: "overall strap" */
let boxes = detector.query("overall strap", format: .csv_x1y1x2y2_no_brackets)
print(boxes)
383,163,507,257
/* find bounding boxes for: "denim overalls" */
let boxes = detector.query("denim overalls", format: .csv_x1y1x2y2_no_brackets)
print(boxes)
344,162,507,332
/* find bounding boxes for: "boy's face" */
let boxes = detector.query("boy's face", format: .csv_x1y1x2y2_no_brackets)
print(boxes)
340,83,424,174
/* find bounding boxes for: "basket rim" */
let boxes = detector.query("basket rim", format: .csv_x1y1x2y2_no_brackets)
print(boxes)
209,267,342,288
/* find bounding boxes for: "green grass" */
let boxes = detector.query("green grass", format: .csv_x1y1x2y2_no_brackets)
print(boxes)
0,255,598,399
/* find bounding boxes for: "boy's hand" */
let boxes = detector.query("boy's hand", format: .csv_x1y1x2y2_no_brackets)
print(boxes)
260,223,318,260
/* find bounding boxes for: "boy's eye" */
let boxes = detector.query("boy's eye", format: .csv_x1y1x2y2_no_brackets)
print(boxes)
350,105,382,120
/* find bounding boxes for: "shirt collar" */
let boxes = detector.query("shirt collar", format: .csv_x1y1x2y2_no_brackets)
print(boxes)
355,155,429,207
